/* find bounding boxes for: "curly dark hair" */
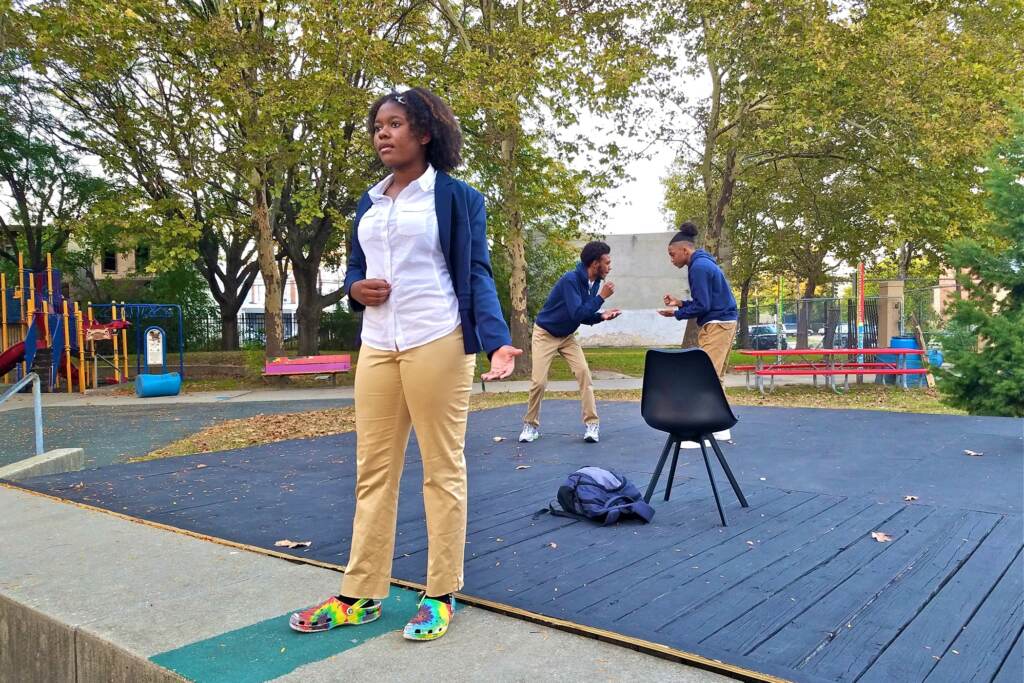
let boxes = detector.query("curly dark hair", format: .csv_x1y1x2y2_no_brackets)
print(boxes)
367,88,462,173
580,240,611,267
670,221,699,245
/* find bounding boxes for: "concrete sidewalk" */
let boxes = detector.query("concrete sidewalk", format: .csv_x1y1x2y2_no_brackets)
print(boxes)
0,484,733,683
0,372,815,411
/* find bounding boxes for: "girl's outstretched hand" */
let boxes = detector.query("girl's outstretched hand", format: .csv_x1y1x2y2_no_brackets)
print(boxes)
482,345,523,380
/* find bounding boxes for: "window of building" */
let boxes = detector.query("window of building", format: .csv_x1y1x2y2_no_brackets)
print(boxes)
101,251,117,273
134,245,151,272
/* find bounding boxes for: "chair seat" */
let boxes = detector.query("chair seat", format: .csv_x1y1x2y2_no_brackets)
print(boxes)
640,349,748,526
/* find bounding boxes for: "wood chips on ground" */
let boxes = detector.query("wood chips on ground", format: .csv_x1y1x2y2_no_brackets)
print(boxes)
138,385,959,461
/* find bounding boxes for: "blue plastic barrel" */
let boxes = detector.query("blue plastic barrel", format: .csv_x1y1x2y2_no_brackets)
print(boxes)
890,335,922,388
136,372,182,398
928,348,943,368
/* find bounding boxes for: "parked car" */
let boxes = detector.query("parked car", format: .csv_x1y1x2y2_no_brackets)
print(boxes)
747,324,788,350
782,323,797,336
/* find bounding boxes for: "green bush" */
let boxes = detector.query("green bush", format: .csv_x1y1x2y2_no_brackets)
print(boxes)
938,112,1024,417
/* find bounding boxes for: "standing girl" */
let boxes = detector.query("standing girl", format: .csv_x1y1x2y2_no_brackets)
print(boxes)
291,88,521,641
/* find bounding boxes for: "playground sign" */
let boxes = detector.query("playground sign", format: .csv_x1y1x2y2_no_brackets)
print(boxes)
144,326,167,371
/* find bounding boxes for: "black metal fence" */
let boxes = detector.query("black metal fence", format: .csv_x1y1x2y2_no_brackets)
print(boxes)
183,310,359,352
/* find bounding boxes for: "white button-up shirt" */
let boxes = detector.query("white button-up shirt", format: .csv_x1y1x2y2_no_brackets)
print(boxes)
357,164,461,352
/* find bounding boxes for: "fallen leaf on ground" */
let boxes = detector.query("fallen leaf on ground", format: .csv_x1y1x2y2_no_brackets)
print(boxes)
274,539,311,549
195,464,208,469
493,436,505,442
963,449,983,457
515,465,531,470
745,540,755,546
547,542,558,549
904,495,918,502
871,531,893,543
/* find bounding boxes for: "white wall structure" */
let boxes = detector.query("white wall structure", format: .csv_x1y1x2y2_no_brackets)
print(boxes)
573,232,692,347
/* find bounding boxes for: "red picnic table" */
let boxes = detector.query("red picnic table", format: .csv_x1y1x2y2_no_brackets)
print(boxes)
736,347,928,395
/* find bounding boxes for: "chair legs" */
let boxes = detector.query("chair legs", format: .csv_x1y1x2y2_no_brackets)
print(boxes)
646,432,749,527
644,435,674,503
707,435,748,508
698,439,728,526
664,440,682,501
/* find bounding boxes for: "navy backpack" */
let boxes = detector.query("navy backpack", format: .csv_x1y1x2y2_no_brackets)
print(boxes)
547,466,655,526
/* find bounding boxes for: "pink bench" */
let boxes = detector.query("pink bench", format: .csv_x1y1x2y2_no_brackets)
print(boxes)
263,355,351,385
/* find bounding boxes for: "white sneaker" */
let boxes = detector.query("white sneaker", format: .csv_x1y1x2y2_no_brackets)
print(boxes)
680,430,732,449
584,423,600,443
518,424,539,443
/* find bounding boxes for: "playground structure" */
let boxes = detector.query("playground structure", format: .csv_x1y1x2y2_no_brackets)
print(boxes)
0,253,182,393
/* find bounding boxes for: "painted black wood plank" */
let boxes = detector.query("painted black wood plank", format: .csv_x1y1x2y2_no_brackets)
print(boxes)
494,489,806,615
597,496,868,635
664,502,910,643
581,494,854,627
858,515,1023,683
771,510,1000,679
992,627,1023,683
700,504,940,654
924,552,1023,682
746,507,973,662
461,477,728,593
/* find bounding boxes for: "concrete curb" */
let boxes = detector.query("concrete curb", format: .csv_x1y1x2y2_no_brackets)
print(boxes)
0,593,185,683
0,448,84,482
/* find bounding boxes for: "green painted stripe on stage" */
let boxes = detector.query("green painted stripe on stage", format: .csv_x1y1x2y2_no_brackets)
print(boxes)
150,586,414,682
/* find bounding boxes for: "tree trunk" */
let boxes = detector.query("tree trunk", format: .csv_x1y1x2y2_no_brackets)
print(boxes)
252,178,284,358
220,311,239,350
737,276,752,349
708,148,737,258
796,277,818,348
500,133,531,376
196,227,258,352
898,242,914,280
296,298,321,356
507,223,531,373
682,318,700,348
293,259,322,356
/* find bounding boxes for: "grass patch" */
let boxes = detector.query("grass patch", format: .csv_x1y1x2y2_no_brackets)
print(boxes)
138,383,959,461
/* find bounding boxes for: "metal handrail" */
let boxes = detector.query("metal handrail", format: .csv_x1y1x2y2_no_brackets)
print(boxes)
0,373,44,456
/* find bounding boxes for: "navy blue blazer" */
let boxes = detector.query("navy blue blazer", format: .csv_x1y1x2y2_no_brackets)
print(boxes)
344,171,513,356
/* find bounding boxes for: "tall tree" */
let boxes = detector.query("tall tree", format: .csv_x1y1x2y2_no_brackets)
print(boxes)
18,0,261,349
0,50,106,272
430,0,666,371
664,0,1021,343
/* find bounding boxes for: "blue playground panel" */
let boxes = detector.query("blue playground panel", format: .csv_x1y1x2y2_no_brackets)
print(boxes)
11,402,1023,682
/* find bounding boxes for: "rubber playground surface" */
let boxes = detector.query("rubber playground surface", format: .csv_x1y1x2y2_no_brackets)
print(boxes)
10,401,1023,682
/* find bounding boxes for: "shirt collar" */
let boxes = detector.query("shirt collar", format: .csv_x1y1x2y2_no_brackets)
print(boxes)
368,164,436,202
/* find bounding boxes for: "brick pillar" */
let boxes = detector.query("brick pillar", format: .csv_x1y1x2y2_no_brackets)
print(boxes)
877,280,904,346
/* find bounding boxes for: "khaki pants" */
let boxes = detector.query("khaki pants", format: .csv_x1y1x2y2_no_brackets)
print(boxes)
523,325,598,427
341,328,475,599
697,322,737,385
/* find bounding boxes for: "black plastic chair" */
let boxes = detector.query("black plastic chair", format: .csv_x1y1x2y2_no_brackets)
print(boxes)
640,348,749,526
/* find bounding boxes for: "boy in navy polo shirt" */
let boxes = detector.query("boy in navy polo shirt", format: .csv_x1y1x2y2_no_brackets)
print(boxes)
519,241,621,444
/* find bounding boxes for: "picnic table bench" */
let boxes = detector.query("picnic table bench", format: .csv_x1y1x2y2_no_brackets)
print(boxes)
737,348,927,395
263,354,351,385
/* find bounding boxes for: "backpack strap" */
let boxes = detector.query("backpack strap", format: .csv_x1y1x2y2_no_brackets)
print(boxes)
627,499,656,523
533,502,592,523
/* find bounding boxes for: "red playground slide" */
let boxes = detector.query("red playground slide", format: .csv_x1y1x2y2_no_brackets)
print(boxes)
0,341,26,378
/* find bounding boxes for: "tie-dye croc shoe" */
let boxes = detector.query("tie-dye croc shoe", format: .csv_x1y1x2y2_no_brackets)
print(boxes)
289,596,381,633
402,594,455,641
